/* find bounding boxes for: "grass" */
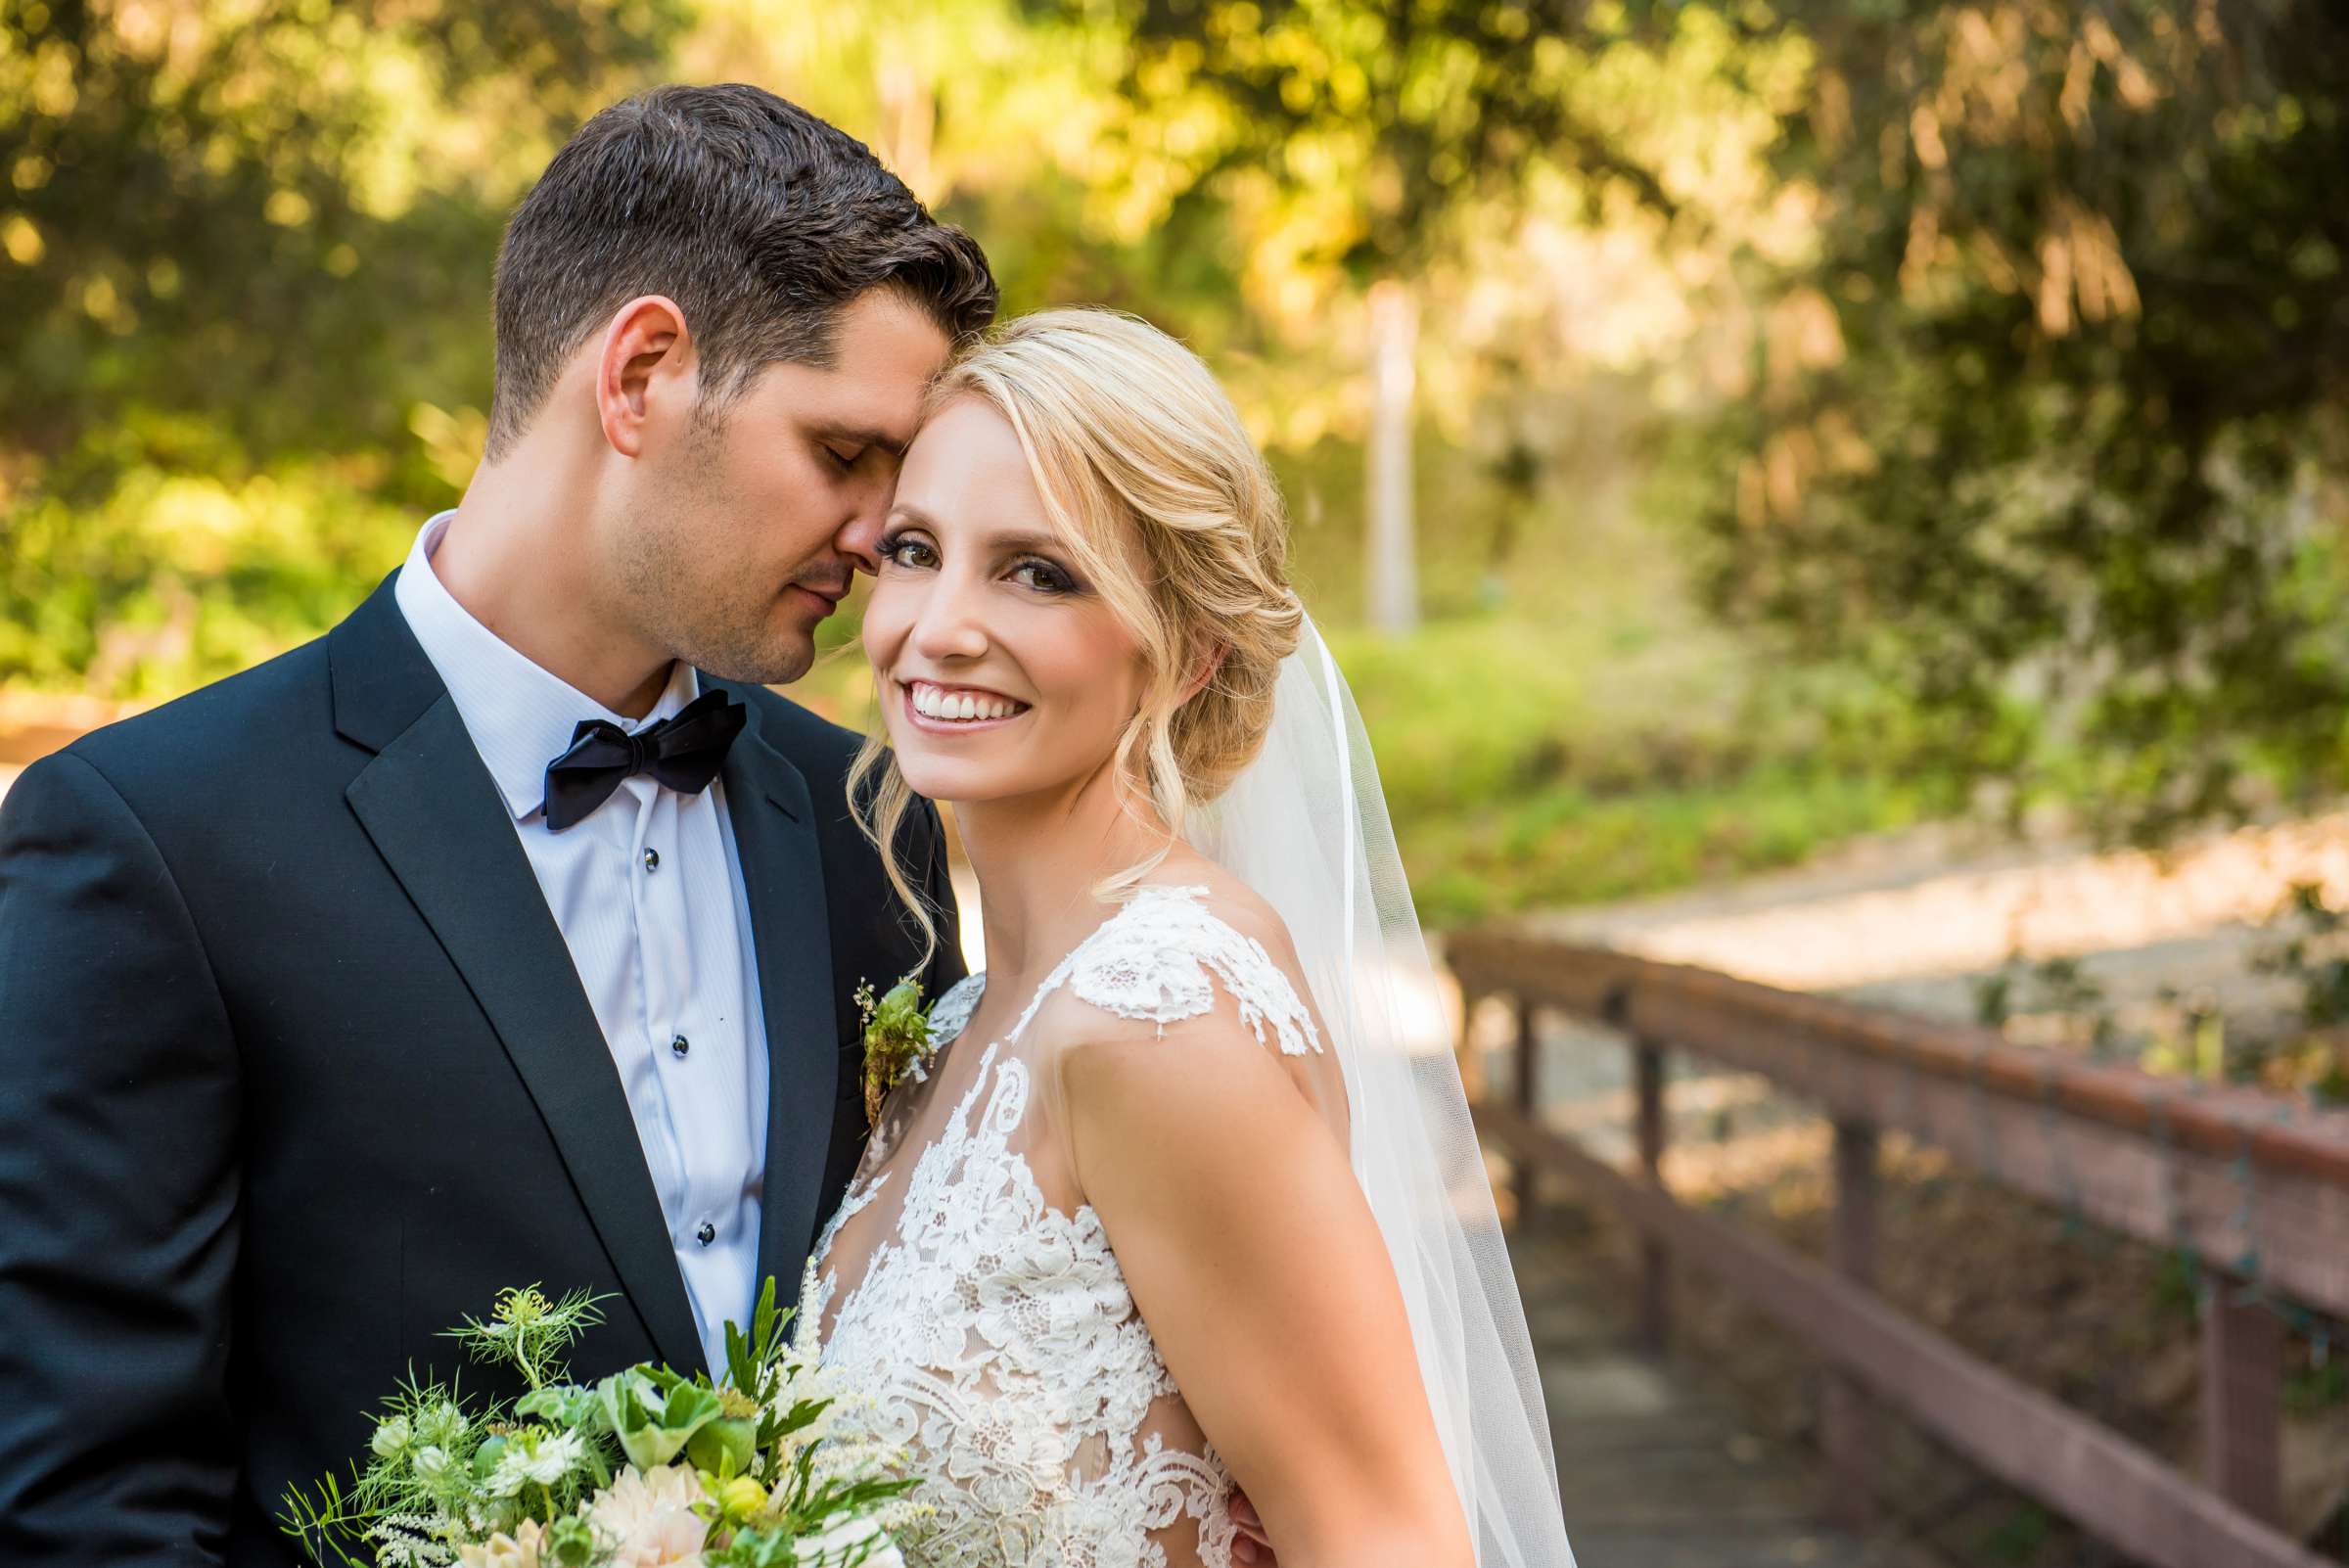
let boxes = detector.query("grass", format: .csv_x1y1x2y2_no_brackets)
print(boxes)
1278,424,1948,926
1330,615,1940,924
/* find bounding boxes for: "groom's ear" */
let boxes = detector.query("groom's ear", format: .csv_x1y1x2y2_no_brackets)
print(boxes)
596,295,698,458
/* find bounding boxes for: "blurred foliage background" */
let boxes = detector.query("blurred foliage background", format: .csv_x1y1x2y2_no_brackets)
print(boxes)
3,0,2345,923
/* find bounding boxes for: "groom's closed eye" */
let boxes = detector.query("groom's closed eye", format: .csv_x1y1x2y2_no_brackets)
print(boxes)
811,420,910,467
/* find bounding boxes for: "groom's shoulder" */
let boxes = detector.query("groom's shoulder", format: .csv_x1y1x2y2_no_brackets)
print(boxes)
58,634,334,802
57,574,414,811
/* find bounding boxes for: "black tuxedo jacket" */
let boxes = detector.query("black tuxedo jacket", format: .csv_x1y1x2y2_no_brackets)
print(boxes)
0,574,961,1565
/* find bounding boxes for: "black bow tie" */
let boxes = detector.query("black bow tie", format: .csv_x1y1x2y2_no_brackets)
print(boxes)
540,688,748,832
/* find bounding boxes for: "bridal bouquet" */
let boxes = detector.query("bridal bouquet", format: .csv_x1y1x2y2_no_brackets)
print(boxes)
281,1280,921,1568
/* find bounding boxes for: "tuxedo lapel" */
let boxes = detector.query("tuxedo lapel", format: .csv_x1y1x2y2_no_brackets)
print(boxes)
704,681,839,1299
330,577,707,1374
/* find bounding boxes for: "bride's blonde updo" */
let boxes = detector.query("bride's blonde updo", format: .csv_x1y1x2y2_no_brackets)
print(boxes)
851,306,1305,947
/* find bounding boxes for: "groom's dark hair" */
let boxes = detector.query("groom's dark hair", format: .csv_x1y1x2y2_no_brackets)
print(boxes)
484,83,998,458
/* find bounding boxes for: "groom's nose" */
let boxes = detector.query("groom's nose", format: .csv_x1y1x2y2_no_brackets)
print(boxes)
834,494,888,576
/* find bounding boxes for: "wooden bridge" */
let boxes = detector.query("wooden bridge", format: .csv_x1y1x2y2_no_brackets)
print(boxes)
1462,931,2349,1568
1515,1207,1908,1567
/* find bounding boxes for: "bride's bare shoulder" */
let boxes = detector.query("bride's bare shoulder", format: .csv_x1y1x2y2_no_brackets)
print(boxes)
1046,869,1349,1198
1174,859,1309,970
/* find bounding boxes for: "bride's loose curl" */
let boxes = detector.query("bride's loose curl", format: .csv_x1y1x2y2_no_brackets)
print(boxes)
851,307,1305,958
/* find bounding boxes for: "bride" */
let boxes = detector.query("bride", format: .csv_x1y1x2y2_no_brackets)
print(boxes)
797,308,1574,1568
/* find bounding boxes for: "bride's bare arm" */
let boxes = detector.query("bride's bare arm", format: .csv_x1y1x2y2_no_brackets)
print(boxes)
1058,1003,1476,1568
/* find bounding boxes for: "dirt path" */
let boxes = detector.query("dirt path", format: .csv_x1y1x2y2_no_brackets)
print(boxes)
1517,811,2349,1035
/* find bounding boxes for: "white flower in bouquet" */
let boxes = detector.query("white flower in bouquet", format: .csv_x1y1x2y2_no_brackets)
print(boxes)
417,1399,470,1449
371,1417,414,1461
484,1430,588,1499
587,1461,709,1567
367,1514,452,1568
454,1517,546,1568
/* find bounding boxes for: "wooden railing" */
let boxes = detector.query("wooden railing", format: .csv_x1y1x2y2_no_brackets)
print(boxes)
1451,931,2349,1568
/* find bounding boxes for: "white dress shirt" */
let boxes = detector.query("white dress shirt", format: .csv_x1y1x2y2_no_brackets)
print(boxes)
394,511,766,1372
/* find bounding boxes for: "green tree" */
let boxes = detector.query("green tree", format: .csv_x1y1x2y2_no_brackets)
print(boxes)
1,0,684,461
1047,0,1810,626
1678,0,2349,838
0,0,684,690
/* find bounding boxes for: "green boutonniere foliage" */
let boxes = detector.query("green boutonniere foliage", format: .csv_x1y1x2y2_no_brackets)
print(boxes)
855,977,937,1129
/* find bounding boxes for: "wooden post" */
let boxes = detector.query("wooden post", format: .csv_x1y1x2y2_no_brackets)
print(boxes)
1635,1038,1669,1355
1454,983,1484,1105
2201,1278,2283,1527
874,64,937,202
1364,279,1419,636
1824,1119,1880,1529
1510,996,1539,1225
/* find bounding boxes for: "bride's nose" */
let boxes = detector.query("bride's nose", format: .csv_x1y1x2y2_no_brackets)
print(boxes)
910,581,990,664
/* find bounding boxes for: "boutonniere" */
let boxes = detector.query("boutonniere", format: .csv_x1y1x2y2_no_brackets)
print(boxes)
855,975,939,1129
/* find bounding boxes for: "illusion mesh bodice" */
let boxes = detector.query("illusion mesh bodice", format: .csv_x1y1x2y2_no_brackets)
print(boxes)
795,884,1328,1568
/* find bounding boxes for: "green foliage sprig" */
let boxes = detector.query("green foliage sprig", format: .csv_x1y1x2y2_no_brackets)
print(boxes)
855,977,938,1129
449,1285,608,1394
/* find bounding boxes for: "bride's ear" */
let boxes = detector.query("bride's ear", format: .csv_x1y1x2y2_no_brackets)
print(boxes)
1177,644,1229,706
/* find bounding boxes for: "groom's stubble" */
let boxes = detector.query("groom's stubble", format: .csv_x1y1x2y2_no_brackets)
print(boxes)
608,418,833,688
609,404,793,685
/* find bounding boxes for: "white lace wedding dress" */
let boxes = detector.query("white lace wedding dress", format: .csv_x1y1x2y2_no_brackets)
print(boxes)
795,883,1335,1568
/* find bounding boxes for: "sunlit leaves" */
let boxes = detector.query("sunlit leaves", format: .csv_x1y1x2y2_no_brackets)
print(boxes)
1681,0,2349,839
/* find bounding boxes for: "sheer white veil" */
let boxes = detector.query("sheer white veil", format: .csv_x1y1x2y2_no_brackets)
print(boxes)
1186,615,1575,1567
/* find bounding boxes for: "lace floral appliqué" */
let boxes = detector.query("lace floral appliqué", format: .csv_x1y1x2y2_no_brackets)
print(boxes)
1012,887,1322,1058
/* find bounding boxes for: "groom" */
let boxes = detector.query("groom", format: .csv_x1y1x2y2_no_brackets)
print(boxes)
0,86,990,1564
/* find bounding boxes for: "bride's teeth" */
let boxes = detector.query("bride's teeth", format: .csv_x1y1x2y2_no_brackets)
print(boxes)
909,682,1024,721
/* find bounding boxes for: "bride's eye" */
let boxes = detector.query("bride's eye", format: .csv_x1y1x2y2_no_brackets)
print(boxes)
1009,557,1080,595
878,532,939,572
